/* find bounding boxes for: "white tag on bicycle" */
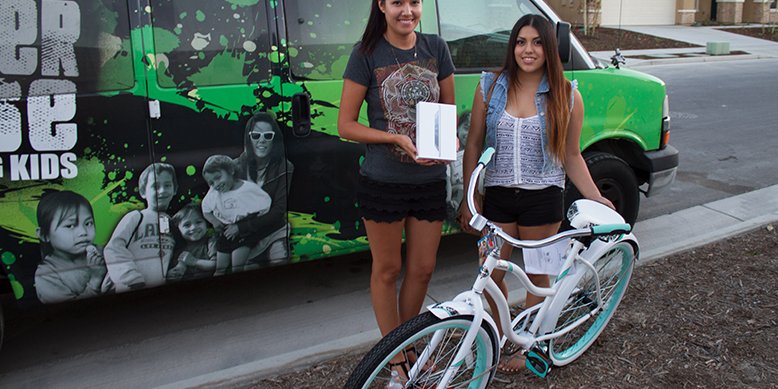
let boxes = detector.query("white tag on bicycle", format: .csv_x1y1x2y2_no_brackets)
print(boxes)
522,239,570,276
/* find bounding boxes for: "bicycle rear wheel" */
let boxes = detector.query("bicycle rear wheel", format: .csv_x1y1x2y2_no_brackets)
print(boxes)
346,312,498,389
549,241,635,365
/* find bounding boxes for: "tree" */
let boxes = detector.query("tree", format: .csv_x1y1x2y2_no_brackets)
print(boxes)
582,0,602,36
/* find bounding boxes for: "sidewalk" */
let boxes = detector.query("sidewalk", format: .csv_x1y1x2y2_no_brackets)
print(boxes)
590,24,778,67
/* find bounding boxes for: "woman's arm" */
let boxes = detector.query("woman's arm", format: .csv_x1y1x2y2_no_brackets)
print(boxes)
458,84,487,231
438,74,455,105
563,90,614,209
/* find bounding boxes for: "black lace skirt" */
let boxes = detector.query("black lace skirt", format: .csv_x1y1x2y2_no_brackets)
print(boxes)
357,175,447,223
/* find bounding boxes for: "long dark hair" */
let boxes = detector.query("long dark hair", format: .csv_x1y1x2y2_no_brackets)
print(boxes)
499,14,571,166
359,0,387,54
243,112,285,182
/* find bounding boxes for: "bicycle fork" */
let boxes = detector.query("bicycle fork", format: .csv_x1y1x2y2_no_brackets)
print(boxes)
432,293,487,388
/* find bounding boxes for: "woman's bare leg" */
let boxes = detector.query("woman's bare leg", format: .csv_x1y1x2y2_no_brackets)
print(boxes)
399,217,442,322
365,219,406,336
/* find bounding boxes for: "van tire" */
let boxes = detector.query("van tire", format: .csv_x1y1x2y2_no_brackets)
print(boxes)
564,152,640,225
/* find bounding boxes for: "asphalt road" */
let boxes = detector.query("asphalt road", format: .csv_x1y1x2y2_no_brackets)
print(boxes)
638,58,778,220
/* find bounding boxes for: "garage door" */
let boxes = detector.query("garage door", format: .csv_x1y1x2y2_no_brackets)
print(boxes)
601,0,676,26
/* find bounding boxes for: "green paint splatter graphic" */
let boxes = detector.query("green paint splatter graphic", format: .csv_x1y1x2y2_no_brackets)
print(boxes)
9,274,24,299
289,212,368,261
1,251,15,266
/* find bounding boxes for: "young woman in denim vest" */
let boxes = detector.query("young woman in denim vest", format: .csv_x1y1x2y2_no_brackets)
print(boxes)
338,0,455,379
459,14,613,373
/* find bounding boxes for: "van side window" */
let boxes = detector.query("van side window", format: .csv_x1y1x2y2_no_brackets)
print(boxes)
284,0,370,80
438,0,542,70
0,0,134,97
149,0,272,88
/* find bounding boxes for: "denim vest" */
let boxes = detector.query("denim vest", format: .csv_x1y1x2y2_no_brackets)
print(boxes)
481,71,574,174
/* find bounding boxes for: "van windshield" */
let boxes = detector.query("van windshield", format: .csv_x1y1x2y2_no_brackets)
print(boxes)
438,0,543,70
284,0,371,80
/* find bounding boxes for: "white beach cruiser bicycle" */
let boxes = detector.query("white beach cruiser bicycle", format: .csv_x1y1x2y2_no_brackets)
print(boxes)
346,148,639,388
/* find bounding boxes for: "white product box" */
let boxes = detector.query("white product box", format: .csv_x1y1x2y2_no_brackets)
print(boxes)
415,101,457,161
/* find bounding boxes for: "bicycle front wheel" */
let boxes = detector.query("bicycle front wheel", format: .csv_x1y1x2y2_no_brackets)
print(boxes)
549,241,635,365
346,312,498,389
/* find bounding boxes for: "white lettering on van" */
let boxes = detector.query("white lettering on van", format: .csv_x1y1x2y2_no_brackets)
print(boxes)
59,152,77,178
41,0,80,77
9,152,76,180
27,79,77,151
0,0,82,181
0,0,38,76
0,83,23,152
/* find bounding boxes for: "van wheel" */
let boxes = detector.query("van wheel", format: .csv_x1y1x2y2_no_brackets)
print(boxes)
564,152,640,225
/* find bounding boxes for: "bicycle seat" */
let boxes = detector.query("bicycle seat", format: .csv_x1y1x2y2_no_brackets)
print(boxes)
567,199,626,229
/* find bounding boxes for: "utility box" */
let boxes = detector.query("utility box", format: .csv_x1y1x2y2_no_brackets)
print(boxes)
706,41,731,55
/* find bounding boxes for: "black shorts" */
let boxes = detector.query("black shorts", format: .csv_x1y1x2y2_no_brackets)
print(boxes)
357,175,447,223
482,186,564,226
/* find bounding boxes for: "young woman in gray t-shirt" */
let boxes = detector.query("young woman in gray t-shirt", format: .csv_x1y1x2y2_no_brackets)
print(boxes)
337,0,455,378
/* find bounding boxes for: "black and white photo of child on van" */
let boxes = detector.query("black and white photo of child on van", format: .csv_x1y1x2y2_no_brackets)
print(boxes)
166,203,218,281
201,155,272,275
34,191,112,304
103,163,177,293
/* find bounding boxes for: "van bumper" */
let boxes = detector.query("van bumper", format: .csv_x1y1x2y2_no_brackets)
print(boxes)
643,144,678,197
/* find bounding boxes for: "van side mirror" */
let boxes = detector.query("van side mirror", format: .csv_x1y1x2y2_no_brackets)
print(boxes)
556,21,571,63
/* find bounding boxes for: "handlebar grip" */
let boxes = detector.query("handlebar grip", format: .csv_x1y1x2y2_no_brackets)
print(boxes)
478,147,496,165
591,223,632,236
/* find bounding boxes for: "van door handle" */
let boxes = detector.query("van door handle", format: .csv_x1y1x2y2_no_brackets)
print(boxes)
291,93,311,137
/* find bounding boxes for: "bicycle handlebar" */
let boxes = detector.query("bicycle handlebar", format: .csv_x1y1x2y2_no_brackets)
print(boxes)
465,148,631,249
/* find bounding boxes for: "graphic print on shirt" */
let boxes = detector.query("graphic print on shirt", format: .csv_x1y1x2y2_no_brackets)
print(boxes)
375,60,440,163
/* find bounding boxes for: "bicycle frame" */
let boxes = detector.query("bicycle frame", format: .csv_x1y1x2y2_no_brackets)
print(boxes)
424,148,637,386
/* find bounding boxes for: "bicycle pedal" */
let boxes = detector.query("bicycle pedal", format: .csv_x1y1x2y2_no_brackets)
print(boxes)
525,347,552,378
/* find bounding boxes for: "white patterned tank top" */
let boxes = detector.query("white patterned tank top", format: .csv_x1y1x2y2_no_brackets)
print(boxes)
484,111,566,189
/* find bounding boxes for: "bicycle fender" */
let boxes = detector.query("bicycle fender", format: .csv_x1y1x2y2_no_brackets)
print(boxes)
426,301,500,339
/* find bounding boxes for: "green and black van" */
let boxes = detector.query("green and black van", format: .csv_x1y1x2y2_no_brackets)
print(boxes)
0,0,677,345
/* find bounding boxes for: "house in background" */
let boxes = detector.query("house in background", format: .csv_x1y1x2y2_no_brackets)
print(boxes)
547,0,777,26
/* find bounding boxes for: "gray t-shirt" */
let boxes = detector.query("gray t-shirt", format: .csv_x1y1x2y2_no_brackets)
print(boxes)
343,32,455,184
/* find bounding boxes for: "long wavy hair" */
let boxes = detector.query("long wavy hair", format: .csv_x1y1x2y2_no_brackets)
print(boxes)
499,14,572,166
